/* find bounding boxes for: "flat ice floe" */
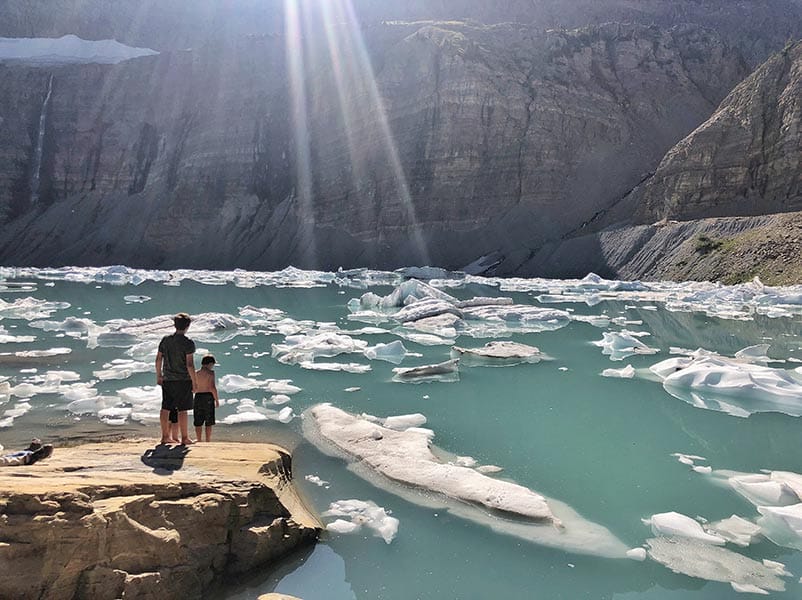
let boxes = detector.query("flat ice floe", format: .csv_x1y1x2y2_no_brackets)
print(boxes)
451,341,543,366
303,404,628,557
645,537,785,593
650,349,802,417
392,359,460,383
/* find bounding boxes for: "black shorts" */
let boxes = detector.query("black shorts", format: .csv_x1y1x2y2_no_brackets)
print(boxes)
193,392,216,427
161,380,193,414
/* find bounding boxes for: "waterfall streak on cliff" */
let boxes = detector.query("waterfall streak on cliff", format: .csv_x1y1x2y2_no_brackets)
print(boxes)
30,74,53,205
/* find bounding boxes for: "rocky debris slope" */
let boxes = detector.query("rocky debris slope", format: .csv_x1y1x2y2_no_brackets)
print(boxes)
633,41,802,226
0,21,747,274
0,440,320,600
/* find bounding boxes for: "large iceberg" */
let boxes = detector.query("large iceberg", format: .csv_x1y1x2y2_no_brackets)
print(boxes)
302,404,628,558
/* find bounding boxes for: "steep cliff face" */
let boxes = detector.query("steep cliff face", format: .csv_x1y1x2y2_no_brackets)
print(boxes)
633,41,802,225
2,0,800,66
0,21,748,271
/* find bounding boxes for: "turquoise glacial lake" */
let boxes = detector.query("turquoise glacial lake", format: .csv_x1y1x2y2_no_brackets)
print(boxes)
2,267,802,599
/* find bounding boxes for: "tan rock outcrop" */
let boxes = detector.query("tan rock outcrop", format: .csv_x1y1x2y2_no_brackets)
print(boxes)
0,440,320,600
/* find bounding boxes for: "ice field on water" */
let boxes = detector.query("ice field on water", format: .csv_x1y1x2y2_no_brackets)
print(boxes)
4,266,802,599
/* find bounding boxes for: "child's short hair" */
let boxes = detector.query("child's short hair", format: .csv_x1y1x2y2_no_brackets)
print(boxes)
174,313,192,330
201,354,216,366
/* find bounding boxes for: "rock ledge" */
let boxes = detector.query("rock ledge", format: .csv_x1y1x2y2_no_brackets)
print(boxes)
0,439,320,600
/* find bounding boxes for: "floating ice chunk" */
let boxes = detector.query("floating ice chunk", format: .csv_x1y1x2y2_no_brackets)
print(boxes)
626,547,647,561
391,329,454,346
123,295,151,303
452,341,543,366
705,515,762,547
270,394,291,405
756,504,802,550
93,360,150,380
646,537,784,592
693,465,713,474
364,340,411,364
392,298,462,323
218,374,301,395
272,332,368,365
383,414,427,430
734,344,772,365
323,499,399,544
222,411,269,424
653,353,802,417
476,465,503,474
327,519,360,535
0,297,70,320
729,474,799,506
762,559,791,577
344,387,361,393
277,406,294,423
305,474,330,487
644,512,725,545
454,456,477,468
392,359,460,383
66,395,113,415
307,404,554,520
0,332,35,343
298,361,371,373
593,331,659,361
601,365,635,378
98,405,132,425
303,405,625,558
380,279,458,309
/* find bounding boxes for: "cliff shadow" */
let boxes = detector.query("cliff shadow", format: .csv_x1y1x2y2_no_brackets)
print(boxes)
141,444,190,474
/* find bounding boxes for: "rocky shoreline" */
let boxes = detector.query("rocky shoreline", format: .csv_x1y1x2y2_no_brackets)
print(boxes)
0,439,320,599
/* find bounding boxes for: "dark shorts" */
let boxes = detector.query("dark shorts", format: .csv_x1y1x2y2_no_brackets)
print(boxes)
162,380,193,416
193,392,216,427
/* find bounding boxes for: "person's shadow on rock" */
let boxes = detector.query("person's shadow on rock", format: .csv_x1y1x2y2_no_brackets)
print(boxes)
141,444,190,474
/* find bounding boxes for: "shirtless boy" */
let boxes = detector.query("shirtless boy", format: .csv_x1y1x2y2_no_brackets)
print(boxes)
193,354,220,442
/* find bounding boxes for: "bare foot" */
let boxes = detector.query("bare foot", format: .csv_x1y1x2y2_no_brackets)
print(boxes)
160,438,179,445
180,438,195,445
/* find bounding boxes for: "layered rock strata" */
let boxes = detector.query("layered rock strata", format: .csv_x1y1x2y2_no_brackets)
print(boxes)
0,21,747,274
0,440,320,600
633,41,802,225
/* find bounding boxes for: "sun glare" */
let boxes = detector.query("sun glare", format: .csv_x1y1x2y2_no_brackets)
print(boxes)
282,0,431,267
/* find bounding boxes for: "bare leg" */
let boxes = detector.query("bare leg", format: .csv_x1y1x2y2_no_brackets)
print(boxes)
178,411,193,444
205,425,213,442
170,422,180,442
195,426,203,441
160,409,178,444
